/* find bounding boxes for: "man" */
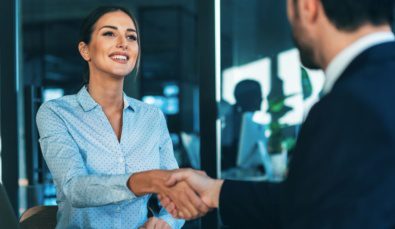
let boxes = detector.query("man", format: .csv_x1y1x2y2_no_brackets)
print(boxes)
159,0,395,228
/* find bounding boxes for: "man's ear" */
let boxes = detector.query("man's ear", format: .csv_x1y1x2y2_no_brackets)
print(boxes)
287,0,296,22
78,42,91,61
300,0,320,24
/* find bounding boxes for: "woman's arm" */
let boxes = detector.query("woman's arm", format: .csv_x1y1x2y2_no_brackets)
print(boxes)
37,102,136,208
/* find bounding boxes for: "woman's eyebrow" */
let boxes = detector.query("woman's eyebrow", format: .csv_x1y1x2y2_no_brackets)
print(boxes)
99,25,136,32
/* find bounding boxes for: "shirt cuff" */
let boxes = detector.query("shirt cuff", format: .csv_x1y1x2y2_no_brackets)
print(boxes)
115,173,136,200
158,211,185,229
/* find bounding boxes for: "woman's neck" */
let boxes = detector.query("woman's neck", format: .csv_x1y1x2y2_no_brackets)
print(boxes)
87,75,124,111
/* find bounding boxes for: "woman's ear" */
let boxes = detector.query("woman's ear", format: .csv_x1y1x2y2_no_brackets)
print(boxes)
78,42,91,61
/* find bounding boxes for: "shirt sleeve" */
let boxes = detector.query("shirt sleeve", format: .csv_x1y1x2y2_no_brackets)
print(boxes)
36,102,136,208
156,109,185,228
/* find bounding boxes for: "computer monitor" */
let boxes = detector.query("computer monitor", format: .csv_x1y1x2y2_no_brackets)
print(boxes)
180,132,200,169
236,112,273,177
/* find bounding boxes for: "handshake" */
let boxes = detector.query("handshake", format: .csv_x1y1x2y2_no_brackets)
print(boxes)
128,169,224,220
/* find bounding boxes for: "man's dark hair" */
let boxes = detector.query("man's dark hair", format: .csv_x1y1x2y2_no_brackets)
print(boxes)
294,0,394,31
234,80,263,112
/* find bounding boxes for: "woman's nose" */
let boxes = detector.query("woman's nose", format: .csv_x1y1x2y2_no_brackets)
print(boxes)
116,37,128,50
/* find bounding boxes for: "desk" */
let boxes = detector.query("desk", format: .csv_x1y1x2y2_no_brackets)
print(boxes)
221,167,267,181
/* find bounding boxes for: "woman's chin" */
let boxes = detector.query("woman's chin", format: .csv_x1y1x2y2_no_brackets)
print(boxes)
109,70,133,79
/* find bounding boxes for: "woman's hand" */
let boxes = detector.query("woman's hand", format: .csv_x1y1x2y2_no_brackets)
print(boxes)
128,170,208,220
159,180,209,220
139,217,171,229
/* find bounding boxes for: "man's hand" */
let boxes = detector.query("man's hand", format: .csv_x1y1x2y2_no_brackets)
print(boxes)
127,170,208,220
160,180,209,220
159,169,224,219
139,217,170,229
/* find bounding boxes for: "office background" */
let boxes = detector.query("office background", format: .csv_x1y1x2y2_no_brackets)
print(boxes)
1,0,394,228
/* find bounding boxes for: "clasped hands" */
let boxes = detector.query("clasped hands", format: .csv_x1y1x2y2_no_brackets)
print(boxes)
128,169,224,220
159,169,224,220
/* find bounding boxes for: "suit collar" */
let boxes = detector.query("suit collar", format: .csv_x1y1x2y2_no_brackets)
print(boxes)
323,32,395,95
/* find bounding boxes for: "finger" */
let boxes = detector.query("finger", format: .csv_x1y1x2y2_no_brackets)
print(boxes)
160,196,177,217
160,196,171,208
175,200,192,220
145,217,158,229
183,187,202,219
168,181,202,219
166,169,191,186
172,186,198,220
178,211,184,219
156,219,170,229
170,209,178,218
165,202,176,213
186,187,210,215
154,220,162,229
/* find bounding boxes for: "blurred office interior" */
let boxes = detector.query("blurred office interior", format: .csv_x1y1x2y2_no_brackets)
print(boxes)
1,0,394,228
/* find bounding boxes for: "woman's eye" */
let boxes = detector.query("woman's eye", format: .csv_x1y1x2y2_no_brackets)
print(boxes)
103,31,115,37
127,35,137,41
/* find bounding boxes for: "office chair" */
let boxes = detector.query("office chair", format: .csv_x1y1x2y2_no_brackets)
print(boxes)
19,205,57,229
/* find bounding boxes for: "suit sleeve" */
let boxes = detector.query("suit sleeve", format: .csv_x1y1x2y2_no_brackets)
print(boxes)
219,180,283,228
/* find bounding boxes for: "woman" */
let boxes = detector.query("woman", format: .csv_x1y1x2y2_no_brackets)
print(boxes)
36,6,188,229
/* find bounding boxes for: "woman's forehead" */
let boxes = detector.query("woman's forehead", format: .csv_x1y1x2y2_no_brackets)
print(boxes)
94,11,136,31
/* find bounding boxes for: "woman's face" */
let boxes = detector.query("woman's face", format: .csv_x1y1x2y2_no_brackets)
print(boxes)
79,11,139,79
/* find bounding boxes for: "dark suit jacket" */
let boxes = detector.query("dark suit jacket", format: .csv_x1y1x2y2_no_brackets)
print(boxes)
219,41,395,228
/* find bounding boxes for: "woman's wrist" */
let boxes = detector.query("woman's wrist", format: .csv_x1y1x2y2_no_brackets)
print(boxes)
128,170,170,196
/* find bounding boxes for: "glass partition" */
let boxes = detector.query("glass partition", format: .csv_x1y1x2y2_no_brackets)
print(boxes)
219,0,325,182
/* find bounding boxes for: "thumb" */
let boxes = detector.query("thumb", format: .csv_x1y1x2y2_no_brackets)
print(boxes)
196,170,207,176
166,173,181,186
166,171,189,186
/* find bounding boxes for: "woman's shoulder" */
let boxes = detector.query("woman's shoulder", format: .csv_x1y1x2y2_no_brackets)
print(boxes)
37,94,79,116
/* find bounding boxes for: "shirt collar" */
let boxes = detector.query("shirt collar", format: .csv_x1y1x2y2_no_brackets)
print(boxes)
77,86,136,112
123,95,137,112
323,31,395,95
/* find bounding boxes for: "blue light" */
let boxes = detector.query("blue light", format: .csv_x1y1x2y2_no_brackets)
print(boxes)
163,84,179,97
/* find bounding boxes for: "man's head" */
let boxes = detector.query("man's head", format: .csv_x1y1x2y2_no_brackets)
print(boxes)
316,0,393,31
287,0,394,69
234,80,263,112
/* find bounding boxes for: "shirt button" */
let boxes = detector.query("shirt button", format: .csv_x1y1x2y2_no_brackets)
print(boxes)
118,157,124,163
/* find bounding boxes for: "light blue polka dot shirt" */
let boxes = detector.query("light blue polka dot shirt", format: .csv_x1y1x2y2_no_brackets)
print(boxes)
36,86,184,229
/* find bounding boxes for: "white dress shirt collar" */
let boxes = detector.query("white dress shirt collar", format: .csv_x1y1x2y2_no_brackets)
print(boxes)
323,32,395,95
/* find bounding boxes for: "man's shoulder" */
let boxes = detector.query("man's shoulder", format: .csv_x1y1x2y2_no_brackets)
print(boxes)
348,41,395,74
336,41,395,92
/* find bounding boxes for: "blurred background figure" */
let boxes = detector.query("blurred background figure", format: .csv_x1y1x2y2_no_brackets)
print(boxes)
221,79,263,170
